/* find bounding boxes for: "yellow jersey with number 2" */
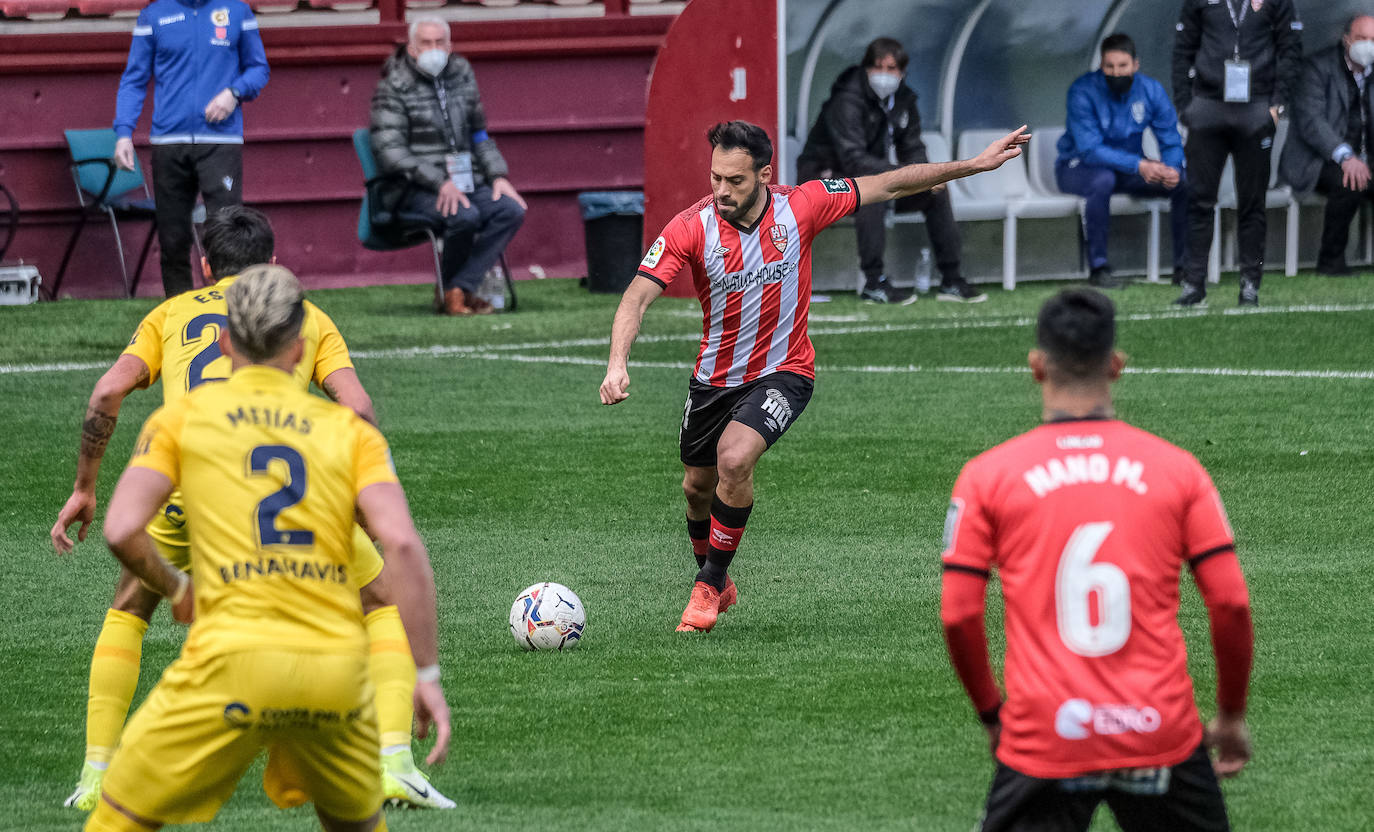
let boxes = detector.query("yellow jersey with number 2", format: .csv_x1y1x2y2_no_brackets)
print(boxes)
122,276,353,406
128,364,398,657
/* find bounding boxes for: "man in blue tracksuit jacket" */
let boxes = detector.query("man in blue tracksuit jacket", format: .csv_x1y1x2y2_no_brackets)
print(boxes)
113,0,269,296
1056,33,1188,289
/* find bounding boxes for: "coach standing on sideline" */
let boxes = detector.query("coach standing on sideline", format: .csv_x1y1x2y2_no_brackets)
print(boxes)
1172,0,1302,308
113,0,269,297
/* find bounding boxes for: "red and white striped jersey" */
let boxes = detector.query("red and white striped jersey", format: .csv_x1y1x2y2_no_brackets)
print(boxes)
636,178,859,387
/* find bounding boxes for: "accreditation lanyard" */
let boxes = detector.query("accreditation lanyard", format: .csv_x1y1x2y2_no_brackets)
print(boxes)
433,82,475,193
1223,0,1251,103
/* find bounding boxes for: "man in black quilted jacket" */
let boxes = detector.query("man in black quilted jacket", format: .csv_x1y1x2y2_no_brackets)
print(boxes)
370,16,526,315
797,37,984,304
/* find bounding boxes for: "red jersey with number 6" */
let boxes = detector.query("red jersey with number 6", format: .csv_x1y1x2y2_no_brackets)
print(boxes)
636,179,859,387
942,419,1237,777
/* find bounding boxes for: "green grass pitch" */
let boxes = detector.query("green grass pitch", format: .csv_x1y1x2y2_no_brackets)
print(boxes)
2,273,1372,831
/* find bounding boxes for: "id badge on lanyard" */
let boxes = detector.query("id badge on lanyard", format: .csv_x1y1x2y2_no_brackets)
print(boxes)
445,152,475,194
1224,0,1251,103
1224,59,1251,103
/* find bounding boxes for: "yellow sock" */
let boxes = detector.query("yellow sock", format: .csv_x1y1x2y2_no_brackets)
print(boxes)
86,798,156,831
365,605,415,752
85,609,148,765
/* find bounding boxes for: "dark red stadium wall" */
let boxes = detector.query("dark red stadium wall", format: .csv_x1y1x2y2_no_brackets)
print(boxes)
0,16,672,298
642,0,778,298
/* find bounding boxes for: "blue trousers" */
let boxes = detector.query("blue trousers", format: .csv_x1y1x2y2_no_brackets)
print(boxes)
1055,161,1189,272
400,185,526,292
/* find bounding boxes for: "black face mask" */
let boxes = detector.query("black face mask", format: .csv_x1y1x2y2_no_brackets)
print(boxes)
1105,74,1134,98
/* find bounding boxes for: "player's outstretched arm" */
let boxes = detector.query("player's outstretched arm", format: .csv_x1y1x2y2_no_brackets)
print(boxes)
320,368,378,427
357,480,450,766
855,126,1031,206
1193,553,1255,778
600,276,664,406
52,354,151,554
103,467,192,622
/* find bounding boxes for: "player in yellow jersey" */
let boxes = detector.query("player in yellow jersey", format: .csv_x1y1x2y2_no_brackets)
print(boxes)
52,207,454,810
85,264,450,831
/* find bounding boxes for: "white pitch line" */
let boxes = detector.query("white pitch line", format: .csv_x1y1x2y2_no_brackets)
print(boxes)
444,352,1374,381
4,301,1373,376
0,360,107,375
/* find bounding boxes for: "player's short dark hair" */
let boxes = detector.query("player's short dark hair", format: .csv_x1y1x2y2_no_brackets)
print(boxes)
1036,289,1116,380
203,206,275,280
706,121,773,172
862,37,909,71
1100,33,1136,60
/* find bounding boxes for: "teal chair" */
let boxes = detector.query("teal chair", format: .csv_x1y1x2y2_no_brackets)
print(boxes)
353,127,516,312
56,128,159,298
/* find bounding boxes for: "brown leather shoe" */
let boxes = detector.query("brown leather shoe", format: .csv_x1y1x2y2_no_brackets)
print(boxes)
443,287,474,316
464,291,496,315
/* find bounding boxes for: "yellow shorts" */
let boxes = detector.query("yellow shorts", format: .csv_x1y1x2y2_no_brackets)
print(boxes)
145,491,384,589
101,648,381,825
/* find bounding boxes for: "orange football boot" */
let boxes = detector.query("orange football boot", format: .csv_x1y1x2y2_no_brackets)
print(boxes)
718,576,738,615
675,581,721,632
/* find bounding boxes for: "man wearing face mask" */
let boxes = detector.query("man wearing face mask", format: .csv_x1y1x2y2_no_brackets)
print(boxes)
797,37,986,303
1056,33,1189,289
369,15,526,316
1279,14,1374,276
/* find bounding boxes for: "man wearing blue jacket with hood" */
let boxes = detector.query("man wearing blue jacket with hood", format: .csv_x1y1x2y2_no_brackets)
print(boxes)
1056,33,1188,289
112,0,269,297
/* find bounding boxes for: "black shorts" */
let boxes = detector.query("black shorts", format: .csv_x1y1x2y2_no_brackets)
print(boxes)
978,745,1229,832
678,371,814,468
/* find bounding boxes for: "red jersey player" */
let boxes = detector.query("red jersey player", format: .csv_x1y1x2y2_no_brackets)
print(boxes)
600,120,1030,633
942,289,1254,832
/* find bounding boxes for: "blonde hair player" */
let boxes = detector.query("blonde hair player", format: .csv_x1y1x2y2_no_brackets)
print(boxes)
84,265,449,832
51,207,454,810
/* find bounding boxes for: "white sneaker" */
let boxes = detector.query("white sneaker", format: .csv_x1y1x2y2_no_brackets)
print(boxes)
382,749,456,809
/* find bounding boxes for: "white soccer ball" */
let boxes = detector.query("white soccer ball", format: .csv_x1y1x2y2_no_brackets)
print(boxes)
509,582,586,651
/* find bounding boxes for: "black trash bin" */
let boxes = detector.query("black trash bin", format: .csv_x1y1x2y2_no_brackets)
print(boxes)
578,191,644,293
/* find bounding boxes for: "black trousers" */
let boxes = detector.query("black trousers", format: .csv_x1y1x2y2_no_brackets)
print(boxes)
151,143,243,297
1180,99,1274,289
853,189,962,284
797,161,963,284
1314,159,1374,268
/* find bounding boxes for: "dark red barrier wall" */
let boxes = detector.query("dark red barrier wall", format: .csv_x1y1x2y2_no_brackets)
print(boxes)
0,15,672,298
641,0,777,297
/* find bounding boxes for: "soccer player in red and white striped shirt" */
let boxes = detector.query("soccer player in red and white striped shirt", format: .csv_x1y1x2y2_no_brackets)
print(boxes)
600,120,1029,633
942,289,1254,831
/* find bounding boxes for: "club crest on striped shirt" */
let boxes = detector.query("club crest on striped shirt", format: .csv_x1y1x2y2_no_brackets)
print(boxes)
769,225,788,254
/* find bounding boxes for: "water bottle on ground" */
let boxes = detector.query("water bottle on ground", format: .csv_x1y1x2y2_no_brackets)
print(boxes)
915,247,932,294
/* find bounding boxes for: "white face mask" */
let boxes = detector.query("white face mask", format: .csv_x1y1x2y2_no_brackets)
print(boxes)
1351,40,1374,69
415,48,449,77
868,71,902,100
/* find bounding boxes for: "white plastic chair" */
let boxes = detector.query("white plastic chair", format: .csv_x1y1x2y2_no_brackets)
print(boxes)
950,129,1081,289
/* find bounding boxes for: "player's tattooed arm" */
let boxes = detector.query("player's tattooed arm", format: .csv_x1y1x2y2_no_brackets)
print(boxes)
79,407,119,461
320,368,378,427
54,355,151,553
72,356,151,489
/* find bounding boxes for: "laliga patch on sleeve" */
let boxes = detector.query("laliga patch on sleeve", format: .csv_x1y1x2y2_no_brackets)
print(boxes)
821,178,852,194
942,498,964,553
641,236,666,269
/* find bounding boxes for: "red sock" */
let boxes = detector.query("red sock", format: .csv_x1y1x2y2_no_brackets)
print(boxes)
697,496,752,591
687,516,709,568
